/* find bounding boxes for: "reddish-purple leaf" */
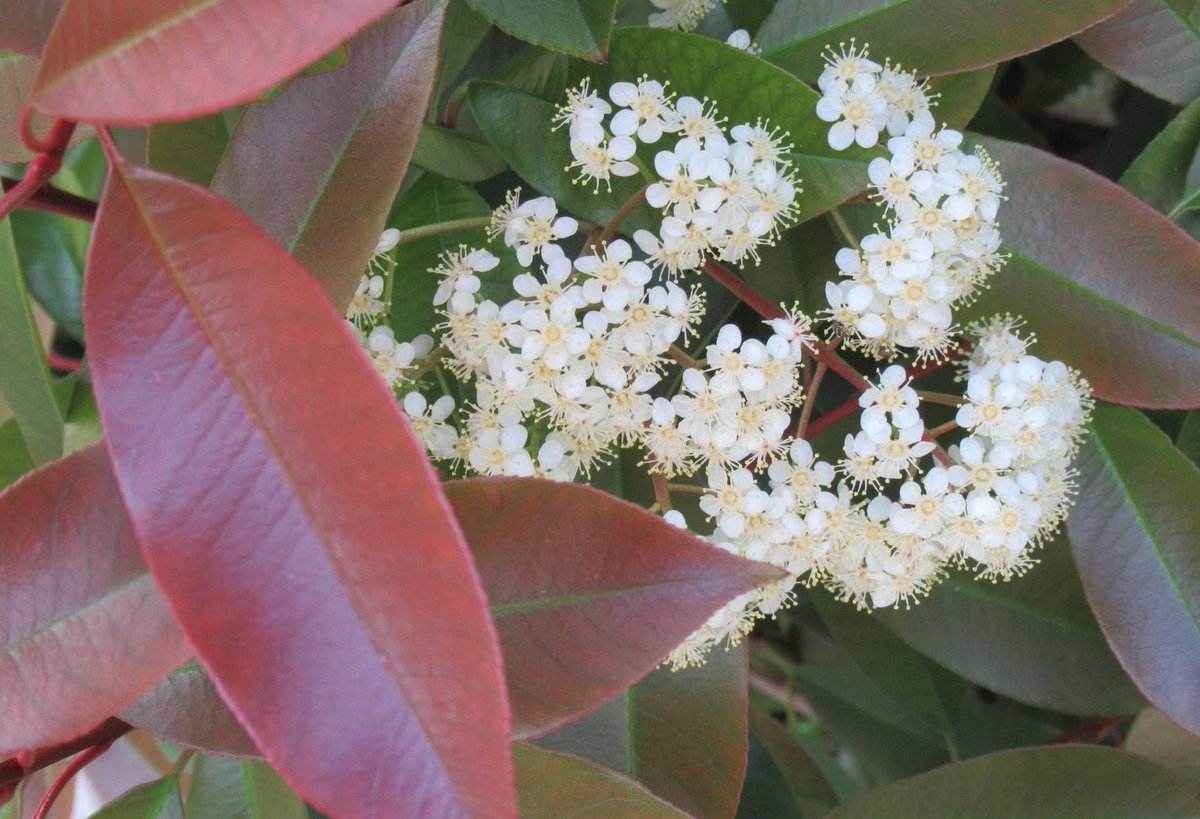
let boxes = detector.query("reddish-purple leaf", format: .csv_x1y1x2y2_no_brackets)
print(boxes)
30,0,399,124
0,444,189,756
0,0,66,55
538,643,751,819
444,478,782,740
84,156,515,818
212,1,443,309
515,745,689,819
965,136,1200,409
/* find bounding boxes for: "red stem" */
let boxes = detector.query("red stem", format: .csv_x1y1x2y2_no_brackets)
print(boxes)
0,119,78,223
804,394,863,438
0,719,132,793
32,740,115,819
1,177,97,222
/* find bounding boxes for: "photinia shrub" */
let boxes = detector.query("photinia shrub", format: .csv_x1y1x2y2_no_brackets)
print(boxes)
0,1,1198,816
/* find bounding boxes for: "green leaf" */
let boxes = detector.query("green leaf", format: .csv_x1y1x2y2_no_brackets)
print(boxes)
743,708,838,818
1178,411,1200,464
92,759,186,819
412,123,507,182
875,536,1144,716
147,114,232,187
536,644,750,819
465,0,618,60
0,217,61,464
1068,403,1200,736
514,744,688,818
432,0,492,117
10,138,106,342
1126,708,1200,791
735,733,807,819
185,756,307,819
385,173,498,342
0,416,33,490
961,135,1200,409
1121,95,1200,239
824,746,1200,818
787,634,951,784
813,590,965,739
1076,0,1200,107
756,0,1130,80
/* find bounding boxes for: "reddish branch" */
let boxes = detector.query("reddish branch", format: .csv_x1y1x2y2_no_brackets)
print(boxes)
0,719,132,799
0,117,79,223
31,739,116,819
1050,716,1128,747
1,177,97,222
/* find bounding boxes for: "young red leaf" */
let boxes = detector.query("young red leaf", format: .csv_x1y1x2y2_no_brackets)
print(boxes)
0,444,189,756
444,478,782,740
84,156,515,818
29,0,399,124
212,0,444,310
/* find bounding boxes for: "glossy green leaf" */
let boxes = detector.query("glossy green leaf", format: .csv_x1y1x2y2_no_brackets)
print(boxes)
10,138,106,343
537,644,750,819
1076,0,1200,106
1121,95,1200,239
744,708,838,818
469,80,654,230
92,760,185,819
1068,403,1200,735
412,123,507,182
757,0,1130,80
147,114,232,187
813,590,965,738
185,756,306,819
962,135,1200,409
432,0,492,116
385,172,497,342
0,217,61,464
876,537,1144,716
1126,708,1200,791
788,635,951,784
465,0,618,60
825,746,1200,818
514,745,688,818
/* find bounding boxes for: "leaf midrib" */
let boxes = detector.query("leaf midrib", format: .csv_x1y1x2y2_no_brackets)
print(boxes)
490,577,724,618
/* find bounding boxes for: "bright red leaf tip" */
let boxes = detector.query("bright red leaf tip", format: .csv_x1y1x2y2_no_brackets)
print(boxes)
29,0,400,125
445,478,785,740
0,443,190,756
84,155,516,818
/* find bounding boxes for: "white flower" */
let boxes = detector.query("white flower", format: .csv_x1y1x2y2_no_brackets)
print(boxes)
576,239,653,310
402,393,458,459
817,88,888,150
468,423,535,476
609,79,677,143
700,468,769,538
507,197,578,266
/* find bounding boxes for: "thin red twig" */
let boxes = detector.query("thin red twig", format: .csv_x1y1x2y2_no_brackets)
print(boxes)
0,119,78,223
32,740,115,819
1,177,97,222
0,719,132,792
804,394,863,438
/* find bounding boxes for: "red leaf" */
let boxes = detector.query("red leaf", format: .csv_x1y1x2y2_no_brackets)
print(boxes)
444,478,782,740
30,0,399,124
0,444,189,755
84,156,515,818
0,0,65,55
212,0,444,309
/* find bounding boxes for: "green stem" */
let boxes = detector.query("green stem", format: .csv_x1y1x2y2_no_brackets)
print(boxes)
827,205,860,250
392,217,491,246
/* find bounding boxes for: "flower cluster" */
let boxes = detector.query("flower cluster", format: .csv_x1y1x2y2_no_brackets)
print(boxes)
342,58,1092,671
647,0,724,31
817,44,1006,360
556,78,801,271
